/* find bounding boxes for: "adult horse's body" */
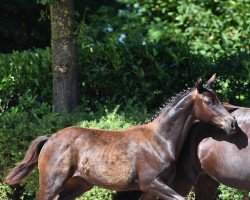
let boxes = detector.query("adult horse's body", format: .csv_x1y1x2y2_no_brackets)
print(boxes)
113,105,250,200
5,76,237,200
192,105,250,199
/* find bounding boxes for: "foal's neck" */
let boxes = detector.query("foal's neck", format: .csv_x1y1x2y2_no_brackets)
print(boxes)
153,91,196,157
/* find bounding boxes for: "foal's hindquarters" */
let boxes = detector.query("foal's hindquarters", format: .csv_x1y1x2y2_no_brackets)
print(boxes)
36,126,136,200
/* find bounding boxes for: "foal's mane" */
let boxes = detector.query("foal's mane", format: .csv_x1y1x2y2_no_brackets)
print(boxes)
146,87,195,123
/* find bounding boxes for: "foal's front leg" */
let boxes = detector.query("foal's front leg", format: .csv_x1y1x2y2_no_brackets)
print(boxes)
139,178,185,200
137,161,185,200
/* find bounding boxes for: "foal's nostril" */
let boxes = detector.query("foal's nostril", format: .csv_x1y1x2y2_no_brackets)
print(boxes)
231,121,236,129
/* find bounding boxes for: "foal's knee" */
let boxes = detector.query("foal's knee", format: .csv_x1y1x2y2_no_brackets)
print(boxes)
139,178,160,193
140,183,150,193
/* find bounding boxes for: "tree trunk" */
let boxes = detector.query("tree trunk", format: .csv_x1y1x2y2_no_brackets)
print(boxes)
50,0,78,113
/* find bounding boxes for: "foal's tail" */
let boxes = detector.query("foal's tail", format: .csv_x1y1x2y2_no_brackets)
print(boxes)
5,135,50,185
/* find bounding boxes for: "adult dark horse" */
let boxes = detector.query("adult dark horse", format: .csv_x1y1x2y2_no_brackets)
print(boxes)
5,75,237,200
192,105,250,200
113,105,250,200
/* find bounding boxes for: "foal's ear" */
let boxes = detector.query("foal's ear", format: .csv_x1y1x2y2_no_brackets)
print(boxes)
206,73,216,88
196,77,204,93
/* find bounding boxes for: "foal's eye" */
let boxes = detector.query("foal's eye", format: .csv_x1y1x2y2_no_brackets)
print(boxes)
205,100,213,107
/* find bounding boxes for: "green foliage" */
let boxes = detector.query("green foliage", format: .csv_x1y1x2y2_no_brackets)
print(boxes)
0,48,52,112
78,24,207,108
79,106,134,130
219,184,250,200
0,0,50,53
0,107,81,198
0,107,84,198
77,23,250,108
37,0,54,5
0,31,249,114
77,187,115,200
0,183,11,200
89,0,250,58
214,52,250,105
1,0,249,113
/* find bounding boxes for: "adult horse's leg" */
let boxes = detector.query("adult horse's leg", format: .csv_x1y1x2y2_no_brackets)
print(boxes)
58,176,93,200
194,174,219,200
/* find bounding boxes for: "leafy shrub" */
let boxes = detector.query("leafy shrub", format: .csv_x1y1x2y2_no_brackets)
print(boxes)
0,0,50,53
79,106,135,129
77,187,115,200
76,0,250,108
88,0,250,58
0,183,11,200
81,25,210,108
214,52,250,105
0,48,52,112
77,24,250,108
219,184,250,200
0,23,249,114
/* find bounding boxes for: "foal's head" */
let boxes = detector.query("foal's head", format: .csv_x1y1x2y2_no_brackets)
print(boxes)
192,74,237,135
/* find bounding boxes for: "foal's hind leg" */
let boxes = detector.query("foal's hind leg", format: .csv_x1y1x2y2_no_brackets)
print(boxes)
58,176,93,200
36,145,75,200
36,168,73,200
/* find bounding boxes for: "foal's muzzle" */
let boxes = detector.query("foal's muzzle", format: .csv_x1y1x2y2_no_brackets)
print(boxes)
220,116,237,135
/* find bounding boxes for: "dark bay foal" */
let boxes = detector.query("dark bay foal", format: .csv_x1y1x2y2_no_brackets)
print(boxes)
114,105,249,200
5,75,236,200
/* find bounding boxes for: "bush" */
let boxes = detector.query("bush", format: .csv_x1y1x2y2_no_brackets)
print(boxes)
0,183,11,200
0,48,52,112
0,0,50,53
214,52,250,105
219,185,250,200
87,0,250,58
77,25,250,108
0,35,249,114
77,187,115,200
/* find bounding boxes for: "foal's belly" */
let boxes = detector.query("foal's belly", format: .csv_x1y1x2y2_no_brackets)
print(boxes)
77,147,138,190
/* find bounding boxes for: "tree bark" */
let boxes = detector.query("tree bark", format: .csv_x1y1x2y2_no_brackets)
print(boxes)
50,0,78,113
